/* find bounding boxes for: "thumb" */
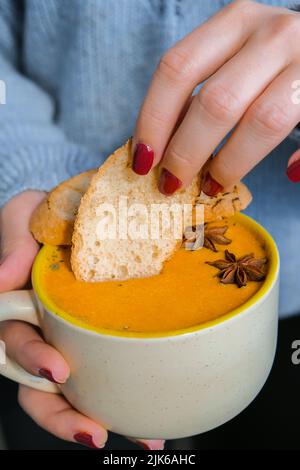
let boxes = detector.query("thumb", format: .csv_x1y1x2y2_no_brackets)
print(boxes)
0,241,39,292
0,191,45,292
286,149,300,183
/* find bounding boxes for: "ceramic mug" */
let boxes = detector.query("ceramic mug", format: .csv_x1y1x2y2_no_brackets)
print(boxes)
0,214,279,439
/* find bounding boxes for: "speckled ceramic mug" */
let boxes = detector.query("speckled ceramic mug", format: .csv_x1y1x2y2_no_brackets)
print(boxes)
0,214,279,439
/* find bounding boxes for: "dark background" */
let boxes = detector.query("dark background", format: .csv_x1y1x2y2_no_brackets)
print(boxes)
0,315,299,450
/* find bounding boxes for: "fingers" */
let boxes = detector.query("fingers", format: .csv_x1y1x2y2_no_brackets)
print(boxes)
132,0,262,174
18,385,164,450
2,322,163,450
18,385,108,448
205,63,300,190
1,320,70,383
158,22,293,194
0,190,164,450
0,242,39,292
286,148,300,182
0,190,45,291
0,190,45,249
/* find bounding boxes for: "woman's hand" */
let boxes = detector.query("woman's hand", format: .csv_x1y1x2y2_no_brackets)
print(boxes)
0,191,164,450
132,0,300,195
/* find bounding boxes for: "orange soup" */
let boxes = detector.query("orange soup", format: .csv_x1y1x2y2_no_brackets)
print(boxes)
36,218,268,334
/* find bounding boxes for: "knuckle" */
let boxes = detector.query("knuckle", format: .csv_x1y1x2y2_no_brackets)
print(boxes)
197,83,241,122
232,0,253,10
157,48,196,83
248,100,291,136
167,146,199,170
269,14,300,40
227,0,256,16
139,105,170,129
213,158,240,186
0,320,19,344
18,337,38,359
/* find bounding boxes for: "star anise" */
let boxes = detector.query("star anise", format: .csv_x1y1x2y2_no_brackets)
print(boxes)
203,224,232,252
206,249,267,288
184,223,231,252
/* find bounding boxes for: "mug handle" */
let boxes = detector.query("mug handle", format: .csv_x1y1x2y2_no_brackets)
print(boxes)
0,290,60,393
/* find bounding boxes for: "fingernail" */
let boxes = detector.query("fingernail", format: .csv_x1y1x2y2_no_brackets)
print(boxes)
286,159,300,182
73,432,104,449
158,168,182,196
139,442,152,450
202,172,223,196
132,143,154,175
38,368,61,384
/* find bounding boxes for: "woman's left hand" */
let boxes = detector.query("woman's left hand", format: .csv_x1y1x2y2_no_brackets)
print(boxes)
0,192,165,451
132,0,300,195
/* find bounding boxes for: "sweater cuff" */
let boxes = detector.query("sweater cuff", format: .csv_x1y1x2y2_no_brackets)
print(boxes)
0,142,101,208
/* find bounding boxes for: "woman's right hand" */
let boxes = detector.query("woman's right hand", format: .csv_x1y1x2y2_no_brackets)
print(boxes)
0,191,165,450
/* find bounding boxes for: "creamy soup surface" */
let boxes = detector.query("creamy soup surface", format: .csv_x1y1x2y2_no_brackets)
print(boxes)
38,218,267,334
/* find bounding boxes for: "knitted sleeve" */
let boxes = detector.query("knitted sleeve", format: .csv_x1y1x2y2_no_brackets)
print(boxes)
0,0,99,208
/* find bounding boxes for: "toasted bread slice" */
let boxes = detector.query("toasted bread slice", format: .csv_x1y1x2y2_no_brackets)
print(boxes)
71,140,200,282
196,182,252,222
29,169,97,245
30,151,252,252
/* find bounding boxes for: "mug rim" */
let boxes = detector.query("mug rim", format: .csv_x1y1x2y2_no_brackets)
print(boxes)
32,213,280,341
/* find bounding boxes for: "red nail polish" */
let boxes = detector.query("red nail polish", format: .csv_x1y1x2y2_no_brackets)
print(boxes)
158,168,182,196
73,432,99,449
132,143,154,175
286,159,300,183
139,442,152,450
38,368,59,384
202,172,223,196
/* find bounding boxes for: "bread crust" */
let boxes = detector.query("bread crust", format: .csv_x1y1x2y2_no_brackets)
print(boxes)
71,139,200,281
30,140,253,278
196,183,252,222
29,169,97,245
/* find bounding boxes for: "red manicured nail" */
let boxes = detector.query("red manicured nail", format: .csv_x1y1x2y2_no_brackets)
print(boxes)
139,442,152,450
286,159,300,183
158,168,182,196
132,143,154,175
202,172,223,196
73,432,100,449
38,368,60,384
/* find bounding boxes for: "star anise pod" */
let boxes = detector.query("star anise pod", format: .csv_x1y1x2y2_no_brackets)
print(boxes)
203,224,232,252
206,249,267,288
184,223,231,252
